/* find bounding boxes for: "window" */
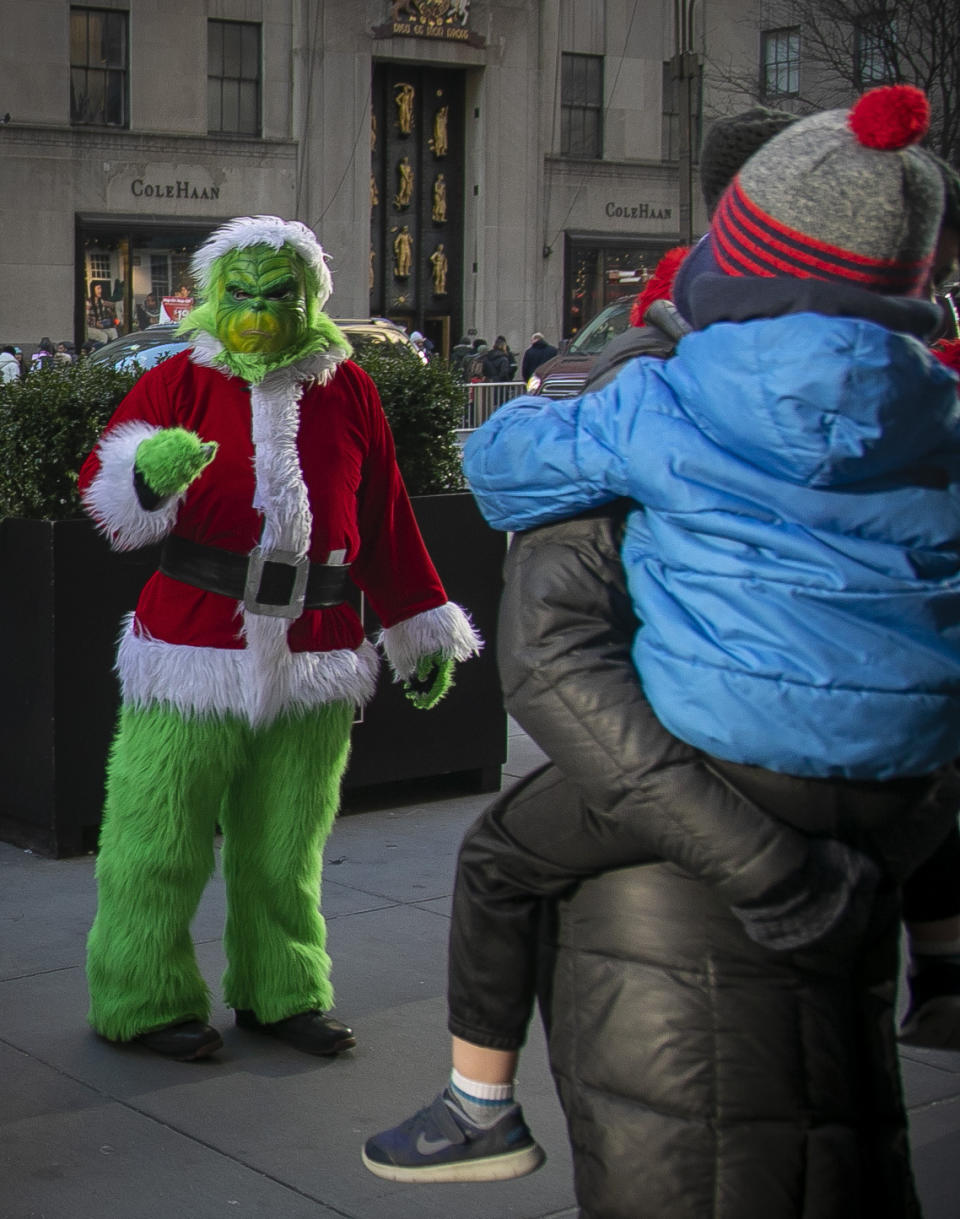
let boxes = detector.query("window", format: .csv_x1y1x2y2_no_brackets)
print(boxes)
561,53,603,159
70,7,128,127
855,21,894,88
760,27,800,99
88,250,112,281
662,60,702,165
208,20,262,136
565,239,674,338
150,254,170,301
77,221,214,348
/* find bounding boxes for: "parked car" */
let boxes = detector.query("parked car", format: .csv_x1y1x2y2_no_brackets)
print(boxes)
526,296,635,398
86,316,426,371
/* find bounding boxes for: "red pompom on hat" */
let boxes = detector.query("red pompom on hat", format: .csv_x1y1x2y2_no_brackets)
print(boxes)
848,84,930,150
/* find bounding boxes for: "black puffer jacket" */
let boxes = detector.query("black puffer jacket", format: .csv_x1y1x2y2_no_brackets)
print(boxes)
499,513,960,1219
543,857,914,1219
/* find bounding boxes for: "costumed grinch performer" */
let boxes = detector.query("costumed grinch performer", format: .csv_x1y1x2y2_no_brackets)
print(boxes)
79,215,482,1062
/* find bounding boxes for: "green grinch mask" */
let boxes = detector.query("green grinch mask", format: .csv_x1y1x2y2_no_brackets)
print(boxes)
177,237,350,384
215,247,307,355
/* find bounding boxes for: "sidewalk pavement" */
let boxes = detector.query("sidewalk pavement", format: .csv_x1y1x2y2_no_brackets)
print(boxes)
2,720,959,1219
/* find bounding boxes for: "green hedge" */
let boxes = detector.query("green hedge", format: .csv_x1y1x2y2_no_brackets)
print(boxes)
350,343,465,497
0,346,465,519
0,362,141,519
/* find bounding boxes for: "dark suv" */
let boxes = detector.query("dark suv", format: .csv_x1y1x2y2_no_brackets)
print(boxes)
526,296,635,398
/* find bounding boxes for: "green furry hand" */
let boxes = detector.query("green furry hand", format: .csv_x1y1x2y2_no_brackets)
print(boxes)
135,428,218,497
403,653,455,710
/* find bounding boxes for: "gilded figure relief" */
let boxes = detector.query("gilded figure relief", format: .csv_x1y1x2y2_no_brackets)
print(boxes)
432,174,447,224
430,243,448,295
394,157,414,210
371,174,380,209
393,226,413,278
429,105,449,158
394,83,415,134
390,1,470,25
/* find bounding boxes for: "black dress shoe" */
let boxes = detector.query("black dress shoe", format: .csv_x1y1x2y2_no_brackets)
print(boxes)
235,1008,357,1056
132,1020,223,1061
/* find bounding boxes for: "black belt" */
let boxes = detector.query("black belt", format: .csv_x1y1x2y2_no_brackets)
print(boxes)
159,535,350,618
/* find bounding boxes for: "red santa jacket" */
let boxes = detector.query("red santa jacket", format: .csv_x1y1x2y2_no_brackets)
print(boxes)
80,348,481,724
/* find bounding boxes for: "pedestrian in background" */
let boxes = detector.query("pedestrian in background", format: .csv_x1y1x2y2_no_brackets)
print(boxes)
0,345,21,383
450,334,473,372
29,338,55,372
466,338,488,382
481,335,512,382
520,331,557,383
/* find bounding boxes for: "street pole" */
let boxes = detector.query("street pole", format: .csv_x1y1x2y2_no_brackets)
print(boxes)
672,0,701,246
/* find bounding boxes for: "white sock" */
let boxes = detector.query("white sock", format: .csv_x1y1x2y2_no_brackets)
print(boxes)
446,1067,515,1128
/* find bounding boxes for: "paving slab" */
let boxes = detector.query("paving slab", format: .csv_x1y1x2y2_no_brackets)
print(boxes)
1,722,958,1217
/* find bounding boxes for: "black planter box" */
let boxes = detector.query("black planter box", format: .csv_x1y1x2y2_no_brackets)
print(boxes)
343,492,507,792
0,495,506,858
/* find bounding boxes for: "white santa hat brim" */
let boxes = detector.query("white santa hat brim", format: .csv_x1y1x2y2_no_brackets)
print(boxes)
190,215,333,309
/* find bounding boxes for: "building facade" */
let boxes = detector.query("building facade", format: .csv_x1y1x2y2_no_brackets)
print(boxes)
0,0,764,359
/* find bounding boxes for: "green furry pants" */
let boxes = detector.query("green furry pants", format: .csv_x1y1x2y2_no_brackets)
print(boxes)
86,701,353,1042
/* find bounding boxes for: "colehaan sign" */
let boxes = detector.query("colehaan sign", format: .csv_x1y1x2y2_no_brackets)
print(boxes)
131,178,221,201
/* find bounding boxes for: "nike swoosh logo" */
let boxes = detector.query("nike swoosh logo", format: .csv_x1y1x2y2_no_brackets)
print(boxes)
416,1132,453,1155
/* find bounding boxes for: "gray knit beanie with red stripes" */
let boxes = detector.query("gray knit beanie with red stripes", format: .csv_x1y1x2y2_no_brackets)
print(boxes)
711,85,944,295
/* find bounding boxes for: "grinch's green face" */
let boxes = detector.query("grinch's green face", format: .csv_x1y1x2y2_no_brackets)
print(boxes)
214,245,307,354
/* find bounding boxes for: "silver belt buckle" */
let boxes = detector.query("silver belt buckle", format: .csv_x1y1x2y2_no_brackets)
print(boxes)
243,546,310,618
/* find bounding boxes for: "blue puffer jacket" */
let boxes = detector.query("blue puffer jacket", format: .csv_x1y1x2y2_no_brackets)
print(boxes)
464,308,960,779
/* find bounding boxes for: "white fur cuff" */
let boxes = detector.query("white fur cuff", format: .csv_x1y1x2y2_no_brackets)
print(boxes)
81,421,181,551
117,618,381,724
378,601,483,681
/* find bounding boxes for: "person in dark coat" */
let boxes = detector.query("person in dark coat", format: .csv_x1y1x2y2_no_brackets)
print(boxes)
449,334,474,372
481,335,513,382
363,85,960,1214
520,331,557,382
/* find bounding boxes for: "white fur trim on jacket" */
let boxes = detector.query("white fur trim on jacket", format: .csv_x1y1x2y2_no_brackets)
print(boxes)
81,421,181,551
116,615,380,723
378,602,483,682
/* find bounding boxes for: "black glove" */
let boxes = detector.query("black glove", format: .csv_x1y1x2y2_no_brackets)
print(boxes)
731,837,881,954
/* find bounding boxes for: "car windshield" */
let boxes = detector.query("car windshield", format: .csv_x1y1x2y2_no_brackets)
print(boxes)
567,301,633,355
86,325,180,366
350,327,405,346
85,319,421,370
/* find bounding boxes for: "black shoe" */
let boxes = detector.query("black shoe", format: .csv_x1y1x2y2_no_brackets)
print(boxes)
362,1088,545,1183
235,1008,356,1056
132,1020,223,1061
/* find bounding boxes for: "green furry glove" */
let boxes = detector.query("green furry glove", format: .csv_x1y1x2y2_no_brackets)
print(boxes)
403,653,455,710
134,428,218,498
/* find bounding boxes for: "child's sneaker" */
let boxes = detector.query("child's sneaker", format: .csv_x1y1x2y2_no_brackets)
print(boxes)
362,1088,546,1183
899,958,960,1050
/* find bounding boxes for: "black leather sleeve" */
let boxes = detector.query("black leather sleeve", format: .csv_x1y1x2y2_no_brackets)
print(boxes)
497,510,814,907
